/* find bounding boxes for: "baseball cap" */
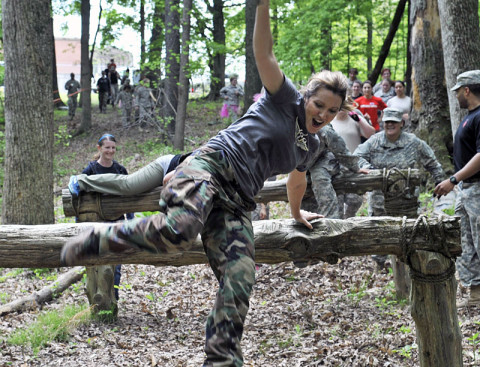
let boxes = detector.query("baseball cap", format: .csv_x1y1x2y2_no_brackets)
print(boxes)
382,108,403,122
451,70,480,91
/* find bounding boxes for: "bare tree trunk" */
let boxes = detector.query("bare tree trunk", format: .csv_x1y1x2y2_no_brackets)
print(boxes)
243,0,262,112
206,0,226,101
51,13,65,109
147,0,165,87
367,0,407,84
438,0,480,135
1,0,54,224
163,0,180,139
409,0,453,176
75,0,92,136
140,0,146,67
174,0,192,150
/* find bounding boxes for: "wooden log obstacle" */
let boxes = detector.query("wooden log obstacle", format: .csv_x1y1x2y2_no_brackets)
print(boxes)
0,168,462,366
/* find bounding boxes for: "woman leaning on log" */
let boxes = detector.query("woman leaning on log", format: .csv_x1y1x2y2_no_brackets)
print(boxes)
61,1,350,365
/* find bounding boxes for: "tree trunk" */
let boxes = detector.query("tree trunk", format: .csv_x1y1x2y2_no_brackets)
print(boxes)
206,0,226,101
243,0,262,112
51,13,65,109
75,0,92,136
140,0,146,67
438,0,480,135
173,0,192,150
367,0,407,84
409,0,453,176
0,216,461,268
163,0,180,139
1,0,54,225
147,0,165,87
62,169,423,219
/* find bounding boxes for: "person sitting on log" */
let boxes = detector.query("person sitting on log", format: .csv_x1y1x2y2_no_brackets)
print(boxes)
353,107,446,270
61,1,349,365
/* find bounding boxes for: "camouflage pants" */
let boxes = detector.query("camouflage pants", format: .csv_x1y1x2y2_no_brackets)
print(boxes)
337,193,363,219
67,95,78,117
455,182,480,287
302,153,341,218
91,148,256,367
121,107,132,127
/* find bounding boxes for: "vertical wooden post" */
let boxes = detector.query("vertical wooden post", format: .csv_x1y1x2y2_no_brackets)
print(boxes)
78,211,118,320
410,250,462,367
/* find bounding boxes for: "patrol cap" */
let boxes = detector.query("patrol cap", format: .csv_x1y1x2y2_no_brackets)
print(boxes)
382,108,403,123
451,70,480,91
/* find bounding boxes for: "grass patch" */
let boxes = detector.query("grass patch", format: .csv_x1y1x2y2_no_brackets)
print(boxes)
6,303,90,354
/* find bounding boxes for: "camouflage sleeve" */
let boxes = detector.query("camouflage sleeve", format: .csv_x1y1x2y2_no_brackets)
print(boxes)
353,139,374,169
418,139,445,183
322,125,359,172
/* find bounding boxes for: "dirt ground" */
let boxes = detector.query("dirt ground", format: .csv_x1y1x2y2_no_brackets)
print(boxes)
1,102,480,366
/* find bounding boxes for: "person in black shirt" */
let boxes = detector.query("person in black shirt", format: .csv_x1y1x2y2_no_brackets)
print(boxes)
96,70,110,113
435,70,480,307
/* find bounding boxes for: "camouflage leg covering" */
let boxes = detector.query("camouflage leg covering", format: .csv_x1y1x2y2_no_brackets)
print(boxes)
307,164,341,219
66,150,242,260
343,193,363,218
455,183,480,287
202,207,255,367
369,190,388,266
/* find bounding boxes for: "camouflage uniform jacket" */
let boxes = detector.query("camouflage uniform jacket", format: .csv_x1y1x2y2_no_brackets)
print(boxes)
219,84,244,106
135,85,154,109
307,124,360,173
353,131,445,182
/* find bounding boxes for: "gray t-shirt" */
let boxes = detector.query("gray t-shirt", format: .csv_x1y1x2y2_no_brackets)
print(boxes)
207,77,320,200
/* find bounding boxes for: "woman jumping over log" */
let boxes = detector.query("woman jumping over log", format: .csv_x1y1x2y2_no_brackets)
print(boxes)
61,1,349,365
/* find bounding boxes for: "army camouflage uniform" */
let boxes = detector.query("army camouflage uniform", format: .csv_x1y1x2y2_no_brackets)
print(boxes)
354,130,444,216
65,78,81,118
69,148,256,367
220,84,244,120
302,124,361,218
115,88,134,127
455,182,480,286
354,129,445,266
135,84,155,124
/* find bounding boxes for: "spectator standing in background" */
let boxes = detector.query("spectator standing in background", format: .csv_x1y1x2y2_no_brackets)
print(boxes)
355,80,387,132
65,73,81,120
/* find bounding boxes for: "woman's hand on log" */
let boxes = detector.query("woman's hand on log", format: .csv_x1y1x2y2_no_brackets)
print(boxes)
295,210,324,230
357,168,370,174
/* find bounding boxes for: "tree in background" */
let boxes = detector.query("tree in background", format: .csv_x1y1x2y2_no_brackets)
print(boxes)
2,0,54,224
409,0,452,175
243,0,262,112
174,0,193,150
438,0,480,135
163,0,180,139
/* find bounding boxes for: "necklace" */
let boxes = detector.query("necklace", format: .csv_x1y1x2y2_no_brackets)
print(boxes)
295,118,309,152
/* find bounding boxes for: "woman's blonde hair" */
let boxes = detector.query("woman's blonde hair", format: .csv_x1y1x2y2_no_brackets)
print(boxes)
301,70,352,111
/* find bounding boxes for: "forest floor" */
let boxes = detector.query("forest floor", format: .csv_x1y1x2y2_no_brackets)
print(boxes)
1,100,480,366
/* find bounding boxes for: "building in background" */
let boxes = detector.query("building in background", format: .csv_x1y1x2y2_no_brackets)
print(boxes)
55,38,133,91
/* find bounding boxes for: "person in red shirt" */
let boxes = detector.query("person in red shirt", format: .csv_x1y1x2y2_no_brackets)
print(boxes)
354,80,387,131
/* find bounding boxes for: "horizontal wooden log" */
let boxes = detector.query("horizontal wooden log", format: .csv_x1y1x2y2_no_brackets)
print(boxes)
62,168,422,219
0,215,460,268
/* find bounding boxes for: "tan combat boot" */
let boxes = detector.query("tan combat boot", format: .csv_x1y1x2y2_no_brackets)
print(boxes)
457,284,480,308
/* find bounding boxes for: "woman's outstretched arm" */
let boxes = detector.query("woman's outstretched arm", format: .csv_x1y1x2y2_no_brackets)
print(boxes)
253,0,283,95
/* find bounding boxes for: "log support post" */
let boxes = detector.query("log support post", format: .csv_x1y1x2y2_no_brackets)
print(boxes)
78,212,118,320
410,250,462,367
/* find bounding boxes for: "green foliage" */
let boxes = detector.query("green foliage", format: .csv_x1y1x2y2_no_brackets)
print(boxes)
6,304,90,354
274,0,408,82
